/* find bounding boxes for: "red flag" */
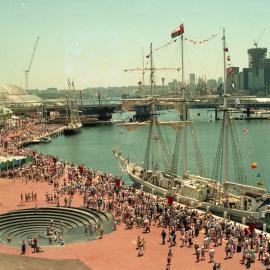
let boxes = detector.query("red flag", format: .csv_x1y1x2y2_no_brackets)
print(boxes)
167,196,174,205
115,179,121,188
248,223,256,233
79,165,84,174
224,48,229,52
228,67,233,74
171,23,184,38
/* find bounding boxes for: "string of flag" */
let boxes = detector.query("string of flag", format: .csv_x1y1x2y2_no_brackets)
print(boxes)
184,33,218,45
151,32,219,53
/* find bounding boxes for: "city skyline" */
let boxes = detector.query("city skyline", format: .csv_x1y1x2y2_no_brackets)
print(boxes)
0,0,270,89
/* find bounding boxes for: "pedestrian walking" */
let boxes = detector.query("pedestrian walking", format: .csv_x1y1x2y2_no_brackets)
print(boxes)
138,240,144,256
161,229,166,245
201,246,206,261
21,240,26,255
136,236,141,250
196,246,201,262
209,247,215,263
167,248,173,265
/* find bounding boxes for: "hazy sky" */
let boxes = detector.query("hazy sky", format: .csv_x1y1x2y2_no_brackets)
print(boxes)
0,0,269,89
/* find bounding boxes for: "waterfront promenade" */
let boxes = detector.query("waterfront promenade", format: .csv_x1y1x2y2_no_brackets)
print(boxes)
0,121,268,270
0,178,267,270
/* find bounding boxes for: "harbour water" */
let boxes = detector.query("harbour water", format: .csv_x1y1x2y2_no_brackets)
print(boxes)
31,109,270,190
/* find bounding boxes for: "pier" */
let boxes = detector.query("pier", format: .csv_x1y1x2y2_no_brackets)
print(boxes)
20,126,65,147
3,96,270,123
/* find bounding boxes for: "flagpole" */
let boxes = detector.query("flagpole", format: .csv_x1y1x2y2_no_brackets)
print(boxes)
223,28,227,109
181,34,184,85
223,27,228,184
181,33,187,176
142,48,145,86
150,43,153,96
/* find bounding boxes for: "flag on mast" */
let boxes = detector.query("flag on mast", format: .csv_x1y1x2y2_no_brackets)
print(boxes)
171,23,184,38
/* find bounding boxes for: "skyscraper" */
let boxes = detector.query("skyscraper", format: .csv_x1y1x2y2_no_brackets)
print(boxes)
189,73,195,84
248,48,267,75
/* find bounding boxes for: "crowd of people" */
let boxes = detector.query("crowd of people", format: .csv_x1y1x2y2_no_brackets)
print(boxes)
1,121,270,269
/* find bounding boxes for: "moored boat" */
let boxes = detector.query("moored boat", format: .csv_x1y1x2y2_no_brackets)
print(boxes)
64,79,82,135
64,121,82,135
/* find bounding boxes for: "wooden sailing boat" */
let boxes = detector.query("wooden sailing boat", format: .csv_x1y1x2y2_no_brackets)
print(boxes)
114,27,270,227
64,79,82,135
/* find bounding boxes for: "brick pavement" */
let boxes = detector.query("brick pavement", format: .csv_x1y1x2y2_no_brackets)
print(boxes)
0,178,266,270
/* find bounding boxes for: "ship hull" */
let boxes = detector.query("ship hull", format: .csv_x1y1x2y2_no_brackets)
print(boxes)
127,167,167,197
64,127,82,135
114,150,269,229
127,167,267,227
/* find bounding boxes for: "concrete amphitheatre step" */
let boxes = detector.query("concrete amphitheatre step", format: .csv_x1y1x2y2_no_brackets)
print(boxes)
0,207,114,247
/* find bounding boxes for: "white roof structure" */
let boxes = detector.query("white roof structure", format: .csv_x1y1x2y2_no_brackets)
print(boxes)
0,84,41,103
0,84,27,95
0,106,12,116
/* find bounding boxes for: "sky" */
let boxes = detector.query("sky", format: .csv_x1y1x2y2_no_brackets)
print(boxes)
0,0,270,89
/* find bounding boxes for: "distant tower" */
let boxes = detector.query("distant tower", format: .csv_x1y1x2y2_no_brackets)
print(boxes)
248,48,267,75
161,77,165,96
189,73,195,84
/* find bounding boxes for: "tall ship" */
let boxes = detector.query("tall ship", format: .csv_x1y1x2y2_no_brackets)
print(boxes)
64,79,82,135
114,26,270,227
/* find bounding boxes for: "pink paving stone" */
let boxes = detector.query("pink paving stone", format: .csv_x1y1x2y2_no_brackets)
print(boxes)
0,178,267,270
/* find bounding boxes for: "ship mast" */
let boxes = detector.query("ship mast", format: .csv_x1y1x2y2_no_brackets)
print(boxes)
222,28,229,183
144,43,157,172
66,79,71,124
150,43,156,171
181,33,187,176
150,43,154,96
142,49,145,87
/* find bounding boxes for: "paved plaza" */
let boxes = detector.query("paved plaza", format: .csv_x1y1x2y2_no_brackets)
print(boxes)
0,178,267,270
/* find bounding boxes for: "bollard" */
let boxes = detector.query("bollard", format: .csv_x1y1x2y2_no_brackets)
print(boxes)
263,223,267,232
140,185,143,190
206,205,210,213
151,188,155,195
223,211,227,219
242,216,246,225
190,201,195,208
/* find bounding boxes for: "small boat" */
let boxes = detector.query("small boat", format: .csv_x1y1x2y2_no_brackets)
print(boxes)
40,136,52,143
29,136,52,144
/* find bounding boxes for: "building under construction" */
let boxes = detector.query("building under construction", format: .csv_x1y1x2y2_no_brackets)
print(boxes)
228,47,270,94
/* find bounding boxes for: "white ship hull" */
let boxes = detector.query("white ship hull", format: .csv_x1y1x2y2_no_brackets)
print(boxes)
124,160,269,226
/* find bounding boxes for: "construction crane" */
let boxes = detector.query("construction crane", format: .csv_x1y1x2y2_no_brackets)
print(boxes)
253,28,266,48
23,36,40,91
